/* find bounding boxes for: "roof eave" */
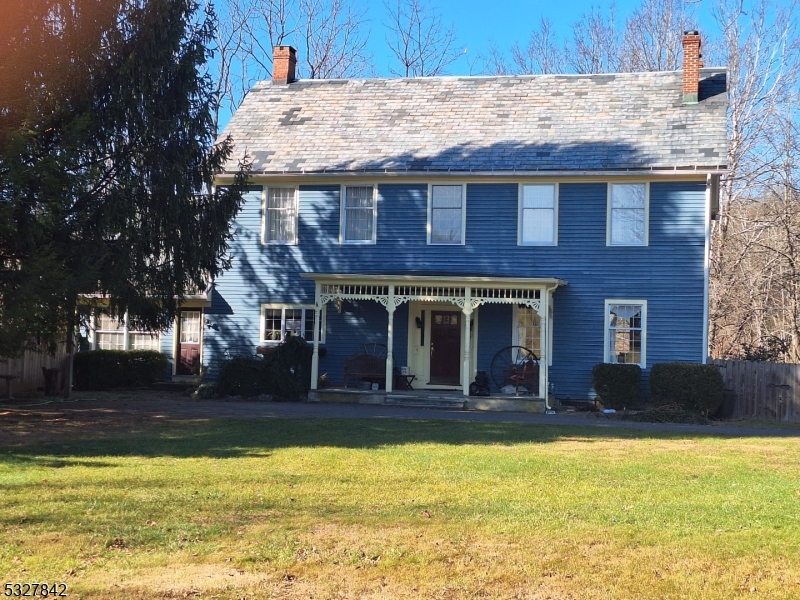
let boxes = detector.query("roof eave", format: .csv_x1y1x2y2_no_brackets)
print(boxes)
216,165,728,181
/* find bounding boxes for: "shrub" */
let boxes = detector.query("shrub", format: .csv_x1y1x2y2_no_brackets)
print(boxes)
591,363,642,410
215,356,271,398
73,350,168,389
623,405,710,425
274,334,313,389
216,335,313,400
649,363,724,414
192,383,218,400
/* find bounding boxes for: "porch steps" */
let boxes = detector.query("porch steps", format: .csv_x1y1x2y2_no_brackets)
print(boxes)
384,393,467,410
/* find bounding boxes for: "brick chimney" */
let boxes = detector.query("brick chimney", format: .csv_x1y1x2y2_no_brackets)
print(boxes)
273,46,297,84
682,30,702,104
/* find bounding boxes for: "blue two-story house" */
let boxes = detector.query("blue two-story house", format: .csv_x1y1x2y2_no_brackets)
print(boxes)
153,33,727,401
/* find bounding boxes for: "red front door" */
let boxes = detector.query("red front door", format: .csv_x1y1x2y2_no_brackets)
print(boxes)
177,310,201,376
429,310,461,385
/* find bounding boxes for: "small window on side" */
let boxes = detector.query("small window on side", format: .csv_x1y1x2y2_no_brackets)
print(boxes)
604,300,647,368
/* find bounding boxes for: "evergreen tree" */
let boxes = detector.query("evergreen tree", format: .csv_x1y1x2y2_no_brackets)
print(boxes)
0,0,248,361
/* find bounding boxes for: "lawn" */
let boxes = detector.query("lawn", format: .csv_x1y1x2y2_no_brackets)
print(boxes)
1,417,800,599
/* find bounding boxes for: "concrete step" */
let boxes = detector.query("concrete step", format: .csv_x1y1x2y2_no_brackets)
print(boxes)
385,394,467,410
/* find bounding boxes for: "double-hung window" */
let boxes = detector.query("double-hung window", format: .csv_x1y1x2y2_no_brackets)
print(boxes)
94,313,159,351
608,183,648,246
519,184,557,245
96,314,125,350
263,187,298,244
341,185,376,243
604,300,646,367
261,305,325,343
428,184,465,244
513,306,542,359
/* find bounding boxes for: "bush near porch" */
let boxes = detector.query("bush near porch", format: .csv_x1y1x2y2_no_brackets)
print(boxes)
591,363,642,410
650,362,725,414
72,350,167,389
216,335,312,400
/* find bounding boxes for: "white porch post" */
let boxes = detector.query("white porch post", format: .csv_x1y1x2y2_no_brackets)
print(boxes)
538,291,548,400
310,282,321,390
462,287,472,396
385,285,395,393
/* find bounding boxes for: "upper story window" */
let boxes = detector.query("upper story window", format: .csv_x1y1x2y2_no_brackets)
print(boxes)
519,184,557,245
604,300,647,368
261,304,325,344
341,185,377,244
263,187,298,244
608,183,648,246
428,184,465,245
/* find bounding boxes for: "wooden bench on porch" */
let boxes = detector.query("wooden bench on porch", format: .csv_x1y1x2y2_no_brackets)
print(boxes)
343,343,388,389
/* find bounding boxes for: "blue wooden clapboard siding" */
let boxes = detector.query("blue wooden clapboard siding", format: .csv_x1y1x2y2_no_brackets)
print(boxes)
476,304,513,388
205,180,707,398
160,327,174,380
323,302,408,385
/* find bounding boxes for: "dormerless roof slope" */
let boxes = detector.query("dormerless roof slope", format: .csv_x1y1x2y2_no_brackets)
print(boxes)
220,68,727,175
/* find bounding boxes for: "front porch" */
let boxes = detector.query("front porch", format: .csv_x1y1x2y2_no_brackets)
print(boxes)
301,274,567,402
308,387,553,413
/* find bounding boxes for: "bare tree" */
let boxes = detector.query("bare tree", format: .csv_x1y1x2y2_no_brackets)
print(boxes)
384,0,462,77
238,0,296,80
477,40,512,76
621,0,696,71
301,0,372,79
209,0,258,131
207,0,372,129
569,4,624,74
242,0,372,79
510,17,565,75
708,0,800,360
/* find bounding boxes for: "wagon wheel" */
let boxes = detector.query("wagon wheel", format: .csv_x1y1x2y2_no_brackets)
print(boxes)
354,342,387,359
490,346,539,390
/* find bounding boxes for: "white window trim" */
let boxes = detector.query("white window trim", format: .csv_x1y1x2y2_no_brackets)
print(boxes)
603,299,647,368
518,183,559,246
427,183,466,245
260,304,326,344
261,186,299,245
92,312,160,351
606,182,650,247
340,184,378,245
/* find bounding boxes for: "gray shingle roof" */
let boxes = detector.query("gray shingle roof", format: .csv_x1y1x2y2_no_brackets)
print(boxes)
220,69,727,174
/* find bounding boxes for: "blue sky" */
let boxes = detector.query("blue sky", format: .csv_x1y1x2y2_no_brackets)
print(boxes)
361,0,719,76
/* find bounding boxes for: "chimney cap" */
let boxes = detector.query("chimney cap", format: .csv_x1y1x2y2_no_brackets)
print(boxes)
684,29,700,36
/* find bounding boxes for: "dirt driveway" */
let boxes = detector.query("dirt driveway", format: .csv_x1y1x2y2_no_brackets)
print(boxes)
2,389,799,448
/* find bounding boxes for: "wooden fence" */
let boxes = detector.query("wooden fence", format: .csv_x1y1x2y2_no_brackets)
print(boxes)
711,359,800,423
0,345,69,396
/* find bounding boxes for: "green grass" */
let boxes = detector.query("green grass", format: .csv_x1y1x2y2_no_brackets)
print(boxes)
2,419,800,599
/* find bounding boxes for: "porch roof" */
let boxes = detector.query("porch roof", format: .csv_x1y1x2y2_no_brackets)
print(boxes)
300,273,567,288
